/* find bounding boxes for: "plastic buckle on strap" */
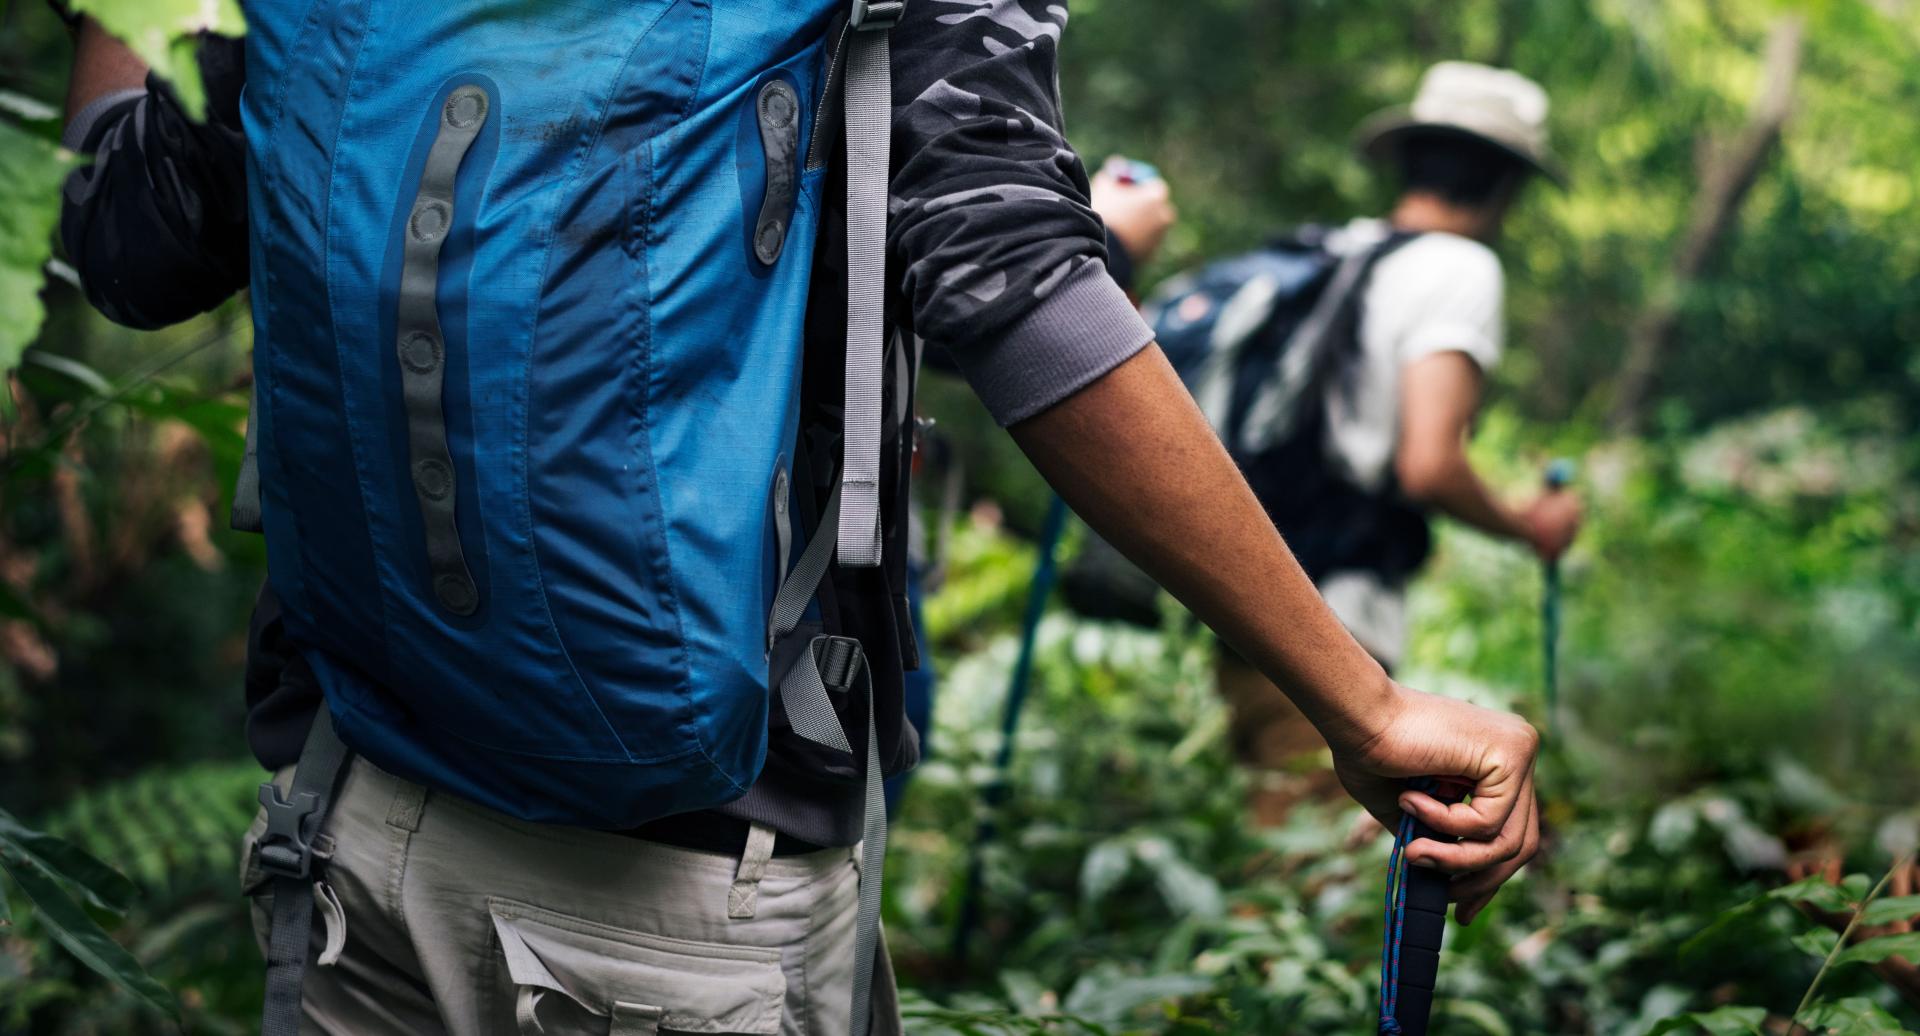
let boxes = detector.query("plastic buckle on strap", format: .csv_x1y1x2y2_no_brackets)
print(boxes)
850,0,903,30
255,782,321,881
817,636,865,692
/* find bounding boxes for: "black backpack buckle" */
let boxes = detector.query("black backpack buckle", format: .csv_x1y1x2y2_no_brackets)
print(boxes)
255,782,321,881
850,0,903,31
816,635,865,693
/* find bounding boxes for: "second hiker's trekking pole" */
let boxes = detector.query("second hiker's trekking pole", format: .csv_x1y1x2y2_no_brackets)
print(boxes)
1540,459,1575,729
951,494,1071,965
1378,778,1470,1036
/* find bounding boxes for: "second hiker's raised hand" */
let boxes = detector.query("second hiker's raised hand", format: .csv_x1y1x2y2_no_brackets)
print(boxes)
1329,684,1542,925
1522,491,1582,561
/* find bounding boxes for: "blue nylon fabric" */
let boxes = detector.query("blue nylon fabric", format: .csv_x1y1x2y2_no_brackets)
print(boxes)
243,0,837,828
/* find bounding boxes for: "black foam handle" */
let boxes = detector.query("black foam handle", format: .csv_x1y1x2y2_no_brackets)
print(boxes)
1393,807,1459,1036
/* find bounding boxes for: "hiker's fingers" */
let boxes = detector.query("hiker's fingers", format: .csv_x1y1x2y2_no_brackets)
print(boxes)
1398,789,1503,842
1405,770,1539,875
1449,795,1539,926
1398,745,1533,843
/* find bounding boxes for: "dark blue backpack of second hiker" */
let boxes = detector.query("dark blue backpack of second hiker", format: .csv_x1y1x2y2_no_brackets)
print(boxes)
1063,228,1429,626
1148,227,1431,581
237,0,902,828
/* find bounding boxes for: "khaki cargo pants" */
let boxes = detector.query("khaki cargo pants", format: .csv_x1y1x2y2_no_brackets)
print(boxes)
241,759,902,1035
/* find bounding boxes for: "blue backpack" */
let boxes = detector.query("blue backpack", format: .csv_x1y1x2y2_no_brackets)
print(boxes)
235,2,912,1031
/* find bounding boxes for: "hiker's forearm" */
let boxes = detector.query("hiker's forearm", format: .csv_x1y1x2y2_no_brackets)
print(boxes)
65,19,148,120
1399,448,1530,544
1010,345,1397,750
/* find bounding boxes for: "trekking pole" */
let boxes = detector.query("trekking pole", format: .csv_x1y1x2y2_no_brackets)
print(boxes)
951,494,1071,966
1540,459,1576,730
1378,778,1470,1036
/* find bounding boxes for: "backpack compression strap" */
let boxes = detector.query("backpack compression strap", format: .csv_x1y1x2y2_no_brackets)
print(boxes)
836,0,901,569
255,707,353,1036
768,486,889,1036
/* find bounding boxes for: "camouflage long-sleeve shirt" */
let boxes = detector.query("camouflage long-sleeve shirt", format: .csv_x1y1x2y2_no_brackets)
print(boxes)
889,0,1154,423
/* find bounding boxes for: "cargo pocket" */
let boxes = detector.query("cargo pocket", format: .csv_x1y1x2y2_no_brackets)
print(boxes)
489,898,785,1035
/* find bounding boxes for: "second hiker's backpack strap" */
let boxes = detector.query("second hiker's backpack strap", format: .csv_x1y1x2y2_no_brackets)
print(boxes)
255,705,353,1036
836,0,902,569
1235,231,1422,459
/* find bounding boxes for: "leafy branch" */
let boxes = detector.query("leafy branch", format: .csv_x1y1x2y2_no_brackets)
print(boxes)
0,807,178,1022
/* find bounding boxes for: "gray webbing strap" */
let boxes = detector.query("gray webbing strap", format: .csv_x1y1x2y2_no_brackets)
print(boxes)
231,377,264,533
836,2,901,569
769,487,842,649
765,482,886,1034
780,637,886,1036
397,85,488,615
258,707,352,1036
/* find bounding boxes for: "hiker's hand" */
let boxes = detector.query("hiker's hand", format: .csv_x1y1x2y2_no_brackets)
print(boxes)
1522,491,1581,561
1330,684,1541,925
1091,162,1175,265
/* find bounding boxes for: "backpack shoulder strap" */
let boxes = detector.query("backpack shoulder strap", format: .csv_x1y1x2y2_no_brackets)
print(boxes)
1232,230,1422,457
835,0,903,570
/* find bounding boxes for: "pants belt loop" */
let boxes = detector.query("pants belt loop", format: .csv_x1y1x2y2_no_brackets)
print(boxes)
385,777,428,833
728,822,778,919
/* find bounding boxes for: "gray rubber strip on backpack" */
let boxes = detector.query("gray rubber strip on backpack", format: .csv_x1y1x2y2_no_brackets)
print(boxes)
836,4,900,569
231,378,264,533
259,708,352,1036
397,85,489,615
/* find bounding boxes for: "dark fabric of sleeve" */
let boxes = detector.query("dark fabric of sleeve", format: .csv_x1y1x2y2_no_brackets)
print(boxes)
888,0,1152,425
58,35,249,331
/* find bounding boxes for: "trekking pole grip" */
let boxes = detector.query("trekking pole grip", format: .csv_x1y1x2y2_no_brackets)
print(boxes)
1382,778,1470,1036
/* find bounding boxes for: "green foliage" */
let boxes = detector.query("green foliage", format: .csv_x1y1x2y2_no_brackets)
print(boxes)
2,762,265,1034
0,120,77,371
0,806,177,1022
1058,0,1920,426
889,407,1920,1033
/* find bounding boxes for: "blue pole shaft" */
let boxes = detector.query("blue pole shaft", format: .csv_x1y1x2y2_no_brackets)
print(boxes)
951,495,1070,964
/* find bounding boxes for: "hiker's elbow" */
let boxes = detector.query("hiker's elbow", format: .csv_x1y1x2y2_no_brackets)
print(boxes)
1395,445,1462,503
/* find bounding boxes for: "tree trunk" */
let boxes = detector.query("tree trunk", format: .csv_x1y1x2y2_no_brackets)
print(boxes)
1607,15,1805,433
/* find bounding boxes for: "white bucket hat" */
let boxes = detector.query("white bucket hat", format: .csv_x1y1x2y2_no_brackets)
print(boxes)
1357,61,1565,186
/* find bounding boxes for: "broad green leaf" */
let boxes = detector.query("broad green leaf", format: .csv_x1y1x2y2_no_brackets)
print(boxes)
1079,838,1132,907
0,839,177,1019
1833,931,1920,967
1794,995,1911,1033
21,350,115,397
1646,1005,1769,1035
1437,998,1513,1036
1791,927,1841,959
0,121,79,372
1683,875,1855,957
0,90,62,143
1776,874,1869,914
68,0,246,120
1859,895,1920,927
0,808,138,914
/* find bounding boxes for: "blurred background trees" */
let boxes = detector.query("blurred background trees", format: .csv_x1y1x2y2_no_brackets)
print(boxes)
1,0,1917,1032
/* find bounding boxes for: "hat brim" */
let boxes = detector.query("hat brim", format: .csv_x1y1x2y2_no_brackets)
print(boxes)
1356,108,1567,188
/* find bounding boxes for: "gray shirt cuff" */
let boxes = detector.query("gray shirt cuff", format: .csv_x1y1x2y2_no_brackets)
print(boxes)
62,88,148,152
946,261,1155,426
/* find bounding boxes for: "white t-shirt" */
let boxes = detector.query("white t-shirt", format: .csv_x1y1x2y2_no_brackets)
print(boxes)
1313,218,1505,667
